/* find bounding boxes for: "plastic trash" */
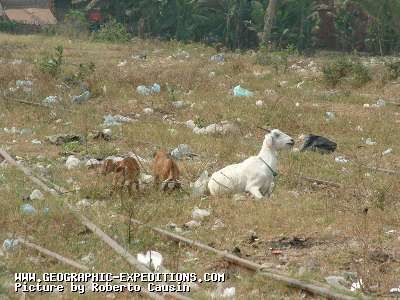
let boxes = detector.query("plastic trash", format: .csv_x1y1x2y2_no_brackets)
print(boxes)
151,83,161,94
66,155,80,170
31,139,42,145
21,203,36,215
43,207,50,214
255,100,264,107
184,220,201,229
233,85,254,97
16,80,33,92
191,171,209,198
192,207,211,220
47,134,84,145
137,83,161,96
170,144,193,160
222,287,236,298
210,53,225,62
212,219,225,231
30,189,44,200
172,100,187,109
137,251,163,271
335,156,349,164
365,138,376,145
72,91,91,104
325,111,335,121
137,85,151,96
3,239,20,251
300,135,337,154
143,108,154,114
140,174,154,184
350,279,363,292
382,148,393,156
43,95,58,105
117,60,127,67
86,159,101,168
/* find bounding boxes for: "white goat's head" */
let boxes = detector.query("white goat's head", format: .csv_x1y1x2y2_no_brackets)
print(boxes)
264,129,294,150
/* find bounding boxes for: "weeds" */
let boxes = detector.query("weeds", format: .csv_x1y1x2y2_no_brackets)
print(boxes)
322,58,371,87
38,45,64,77
93,18,130,43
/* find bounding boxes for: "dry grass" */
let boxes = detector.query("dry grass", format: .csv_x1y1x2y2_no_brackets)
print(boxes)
1,33,400,299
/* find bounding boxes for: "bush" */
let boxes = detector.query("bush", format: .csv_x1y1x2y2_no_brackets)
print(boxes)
92,18,130,43
384,60,400,80
255,45,296,73
38,45,64,77
322,58,371,87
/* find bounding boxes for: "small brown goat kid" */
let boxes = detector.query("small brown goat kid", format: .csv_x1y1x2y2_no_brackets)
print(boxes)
102,157,140,196
152,151,180,191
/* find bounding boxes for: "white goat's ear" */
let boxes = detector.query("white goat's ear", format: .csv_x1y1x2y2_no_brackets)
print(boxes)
265,128,272,133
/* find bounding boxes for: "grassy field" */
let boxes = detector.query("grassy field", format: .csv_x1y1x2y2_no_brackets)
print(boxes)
0,32,399,299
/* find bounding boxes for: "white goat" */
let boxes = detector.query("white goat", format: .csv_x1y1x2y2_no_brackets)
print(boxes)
208,129,294,199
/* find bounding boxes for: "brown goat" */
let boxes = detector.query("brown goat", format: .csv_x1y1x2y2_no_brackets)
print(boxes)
152,151,180,191
102,157,140,196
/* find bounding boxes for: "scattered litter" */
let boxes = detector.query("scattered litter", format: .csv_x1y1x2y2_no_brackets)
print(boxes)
136,83,161,96
170,144,194,160
117,60,127,67
30,189,44,201
81,253,95,265
295,102,300,107
335,156,349,164
140,174,154,184
16,80,33,92
76,199,91,209
390,286,400,293
3,239,20,251
71,91,91,104
184,220,201,229
166,223,183,233
264,89,276,95
172,100,188,109
221,287,236,299
350,279,363,292
86,159,101,168
143,108,154,114
191,171,209,198
192,207,211,220
173,50,190,59
363,104,370,108
42,95,58,105
209,71,216,78
233,85,254,97
210,53,225,63
47,134,85,145
325,276,347,289
385,229,396,235
356,126,363,132
66,155,80,169
325,111,335,121
43,207,50,214
21,203,36,215
137,251,163,271
365,138,376,145
296,81,305,89
382,148,393,156
93,129,112,141
192,121,239,135
212,219,225,230
373,99,386,108
279,81,288,87
31,139,42,145
255,100,264,107
300,134,337,154
103,114,135,126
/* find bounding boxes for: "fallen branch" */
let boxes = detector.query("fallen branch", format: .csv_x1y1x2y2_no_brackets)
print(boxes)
126,218,366,300
298,175,342,188
0,149,188,300
17,238,89,271
365,166,400,176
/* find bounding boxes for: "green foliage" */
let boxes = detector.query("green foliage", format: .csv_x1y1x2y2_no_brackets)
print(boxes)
93,18,130,42
384,60,400,80
255,44,295,73
194,116,207,129
38,45,64,77
58,9,90,38
322,58,371,87
0,19,21,32
62,141,81,153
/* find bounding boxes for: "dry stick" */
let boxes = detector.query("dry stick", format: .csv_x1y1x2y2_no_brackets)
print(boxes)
17,238,89,271
12,99,75,112
297,175,342,188
0,150,188,300
126,218,367,300
364,166,400,176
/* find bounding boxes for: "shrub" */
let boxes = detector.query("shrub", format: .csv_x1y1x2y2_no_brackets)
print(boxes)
255,45,295,73
92,18,130,43
38,45,64,77
322,58,371,87
384,60,400,80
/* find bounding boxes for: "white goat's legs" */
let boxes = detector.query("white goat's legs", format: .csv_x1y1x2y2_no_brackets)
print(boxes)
247,186,264,200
